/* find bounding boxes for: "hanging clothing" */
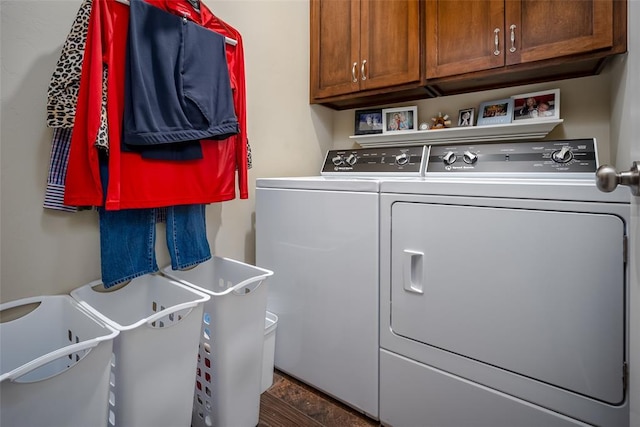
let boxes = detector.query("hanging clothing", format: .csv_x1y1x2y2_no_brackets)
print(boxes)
64,0,244,210
44,128,79,212
44,0,98,212
156,0,253,171
98,153,210,288
195,3,253,172
46,0,92,129
123,0,238,157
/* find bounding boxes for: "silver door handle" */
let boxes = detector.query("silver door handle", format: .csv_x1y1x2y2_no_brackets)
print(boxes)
596,162,640,196
509,24,517,52
403,249,424,294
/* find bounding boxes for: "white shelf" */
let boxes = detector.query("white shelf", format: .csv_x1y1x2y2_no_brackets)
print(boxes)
350,119,563,148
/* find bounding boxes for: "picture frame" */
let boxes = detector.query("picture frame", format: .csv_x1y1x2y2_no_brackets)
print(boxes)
457,108,475,127
354,108,383,135
382,106,418,133
511,88,560,121
476,98,514,126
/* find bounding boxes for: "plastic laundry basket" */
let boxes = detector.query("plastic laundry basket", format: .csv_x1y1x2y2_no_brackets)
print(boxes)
70,273,210,427
161,256,273,427
1,295,119,427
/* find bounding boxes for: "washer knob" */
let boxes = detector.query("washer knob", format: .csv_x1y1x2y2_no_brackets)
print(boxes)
463,151,478,164
395,153,409,165
332,155,344,166
346,154,358,166
443,151,457,165
552,146,573,163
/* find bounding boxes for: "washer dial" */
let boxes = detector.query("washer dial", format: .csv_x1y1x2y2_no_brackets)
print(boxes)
443,151,457,165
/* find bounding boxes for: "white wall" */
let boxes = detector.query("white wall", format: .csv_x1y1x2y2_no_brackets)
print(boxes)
0,0,619,303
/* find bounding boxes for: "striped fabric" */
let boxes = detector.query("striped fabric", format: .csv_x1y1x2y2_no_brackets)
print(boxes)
43,128,78,212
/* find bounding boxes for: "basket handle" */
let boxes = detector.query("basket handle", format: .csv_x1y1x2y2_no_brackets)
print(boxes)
229,273,273,296
3,336,105,382
0,295,47,314
143,300,201,326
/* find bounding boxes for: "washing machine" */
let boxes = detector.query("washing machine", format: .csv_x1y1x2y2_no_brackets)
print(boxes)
379,139,630,426
255,146,426,419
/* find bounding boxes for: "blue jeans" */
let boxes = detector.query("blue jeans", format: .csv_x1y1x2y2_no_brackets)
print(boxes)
98,154,211,288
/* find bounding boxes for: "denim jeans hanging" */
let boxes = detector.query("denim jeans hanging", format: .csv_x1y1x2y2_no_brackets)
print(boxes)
98,153,211,288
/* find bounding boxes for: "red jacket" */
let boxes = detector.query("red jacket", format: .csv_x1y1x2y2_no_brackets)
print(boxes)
64,0,248,209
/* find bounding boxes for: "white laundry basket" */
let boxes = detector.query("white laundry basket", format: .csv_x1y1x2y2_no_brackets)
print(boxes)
70,273,210,427
261,311,278,393
0,295,119,427
161,256,273,427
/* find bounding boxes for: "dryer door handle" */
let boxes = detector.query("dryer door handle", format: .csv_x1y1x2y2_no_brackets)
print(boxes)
403,249,424,294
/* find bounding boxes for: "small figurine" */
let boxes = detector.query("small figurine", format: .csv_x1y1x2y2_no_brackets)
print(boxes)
419,122,430,130
430,112,452,129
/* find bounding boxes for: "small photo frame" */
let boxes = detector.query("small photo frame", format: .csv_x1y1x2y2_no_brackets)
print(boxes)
457,108,475,127
354,109,383,135
382,106,418,133
477,98,514,126
511,89,560,121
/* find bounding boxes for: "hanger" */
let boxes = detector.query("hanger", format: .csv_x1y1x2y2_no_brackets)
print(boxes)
114,0,238,46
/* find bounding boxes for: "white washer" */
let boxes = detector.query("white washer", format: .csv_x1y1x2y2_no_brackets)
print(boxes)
256,146,426,419
379,139,630,427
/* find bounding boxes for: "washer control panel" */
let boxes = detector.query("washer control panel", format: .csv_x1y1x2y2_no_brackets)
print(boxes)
321,146,426,176
427,139,598,174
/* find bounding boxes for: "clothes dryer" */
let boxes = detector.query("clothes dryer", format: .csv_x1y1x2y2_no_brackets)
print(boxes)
379,139,630,427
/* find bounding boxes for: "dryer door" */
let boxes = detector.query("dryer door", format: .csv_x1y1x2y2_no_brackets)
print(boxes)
390,202,626,404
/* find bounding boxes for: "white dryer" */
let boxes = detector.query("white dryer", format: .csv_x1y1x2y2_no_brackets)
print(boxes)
255,146,426,419
379,139,630,426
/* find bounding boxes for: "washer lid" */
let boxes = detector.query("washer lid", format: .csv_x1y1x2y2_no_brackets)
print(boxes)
256,176,382,192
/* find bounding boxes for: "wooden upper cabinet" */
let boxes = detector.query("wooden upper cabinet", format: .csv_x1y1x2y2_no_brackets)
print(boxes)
506,0,614,65
426,0,619,80
310,0,421,101
426,0,505,79
310,0,360,99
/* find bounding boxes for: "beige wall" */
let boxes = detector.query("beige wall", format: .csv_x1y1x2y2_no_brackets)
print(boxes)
0,0,618,302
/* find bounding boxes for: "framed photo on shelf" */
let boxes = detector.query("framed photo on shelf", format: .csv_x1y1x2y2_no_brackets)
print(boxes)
382,106,417,133
477,98,514,126
457,108,475,127
354,109,383,135
511,89,560,121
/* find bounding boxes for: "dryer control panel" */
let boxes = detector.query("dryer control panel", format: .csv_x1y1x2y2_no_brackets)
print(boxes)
321,145,426,176
427,139,598,175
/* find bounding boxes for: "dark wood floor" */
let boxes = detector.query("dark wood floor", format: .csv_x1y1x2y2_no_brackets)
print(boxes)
259,370,380,427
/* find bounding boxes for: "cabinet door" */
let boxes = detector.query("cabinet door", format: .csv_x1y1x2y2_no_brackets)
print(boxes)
360,0,421,91
506,0,614,66
310,0,360,99
425,0,505,79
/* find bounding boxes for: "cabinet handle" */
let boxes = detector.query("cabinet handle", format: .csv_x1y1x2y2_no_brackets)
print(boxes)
509,24,516,53
352,62,358,82
493,28,500,56
361,59,367,81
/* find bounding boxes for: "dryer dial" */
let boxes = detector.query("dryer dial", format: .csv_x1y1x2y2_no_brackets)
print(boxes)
346,154,358,166
552,146,573,164
332,155,345,166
